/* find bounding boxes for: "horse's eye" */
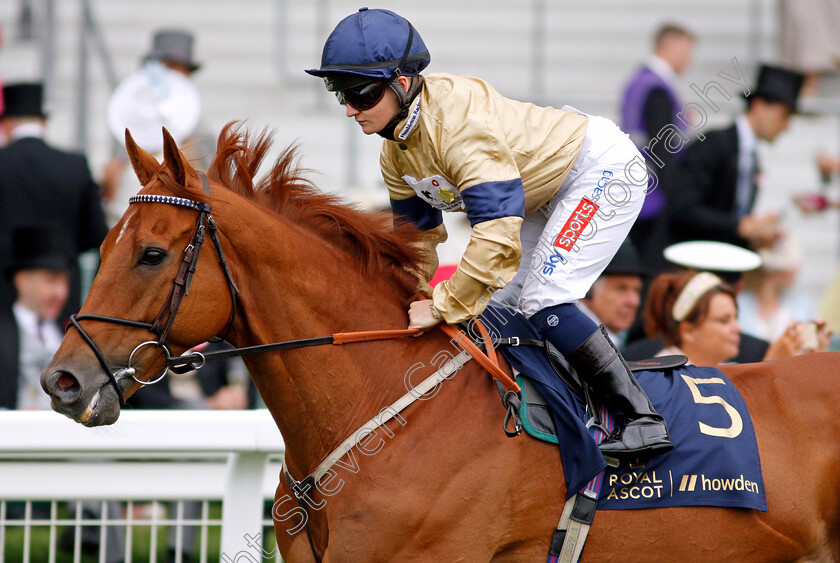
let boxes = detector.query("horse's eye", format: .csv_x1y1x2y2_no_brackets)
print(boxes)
138,248,167,266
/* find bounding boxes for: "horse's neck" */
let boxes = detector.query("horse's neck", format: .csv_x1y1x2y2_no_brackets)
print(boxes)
223,209,432,476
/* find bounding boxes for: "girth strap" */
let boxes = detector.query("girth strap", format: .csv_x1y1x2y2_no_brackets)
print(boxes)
283,469,322,562
550,493,598,563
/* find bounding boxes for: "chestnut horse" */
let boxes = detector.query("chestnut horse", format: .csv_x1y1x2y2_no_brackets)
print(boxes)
43,124,840,562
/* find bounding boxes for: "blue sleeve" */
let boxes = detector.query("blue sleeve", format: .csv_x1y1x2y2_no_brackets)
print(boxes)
390,196,443,231
460,179,526,227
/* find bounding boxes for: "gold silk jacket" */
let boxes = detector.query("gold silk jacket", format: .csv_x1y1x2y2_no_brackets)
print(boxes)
382,73,588,323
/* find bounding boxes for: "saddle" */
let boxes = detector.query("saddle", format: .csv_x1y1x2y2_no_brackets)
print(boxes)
524,341,687,443
462,315,686,441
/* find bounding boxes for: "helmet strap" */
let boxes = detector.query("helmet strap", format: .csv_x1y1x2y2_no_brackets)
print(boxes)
377,75,424,140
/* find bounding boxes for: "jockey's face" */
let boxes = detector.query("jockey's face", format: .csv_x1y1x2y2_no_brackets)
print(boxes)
344,75,411,135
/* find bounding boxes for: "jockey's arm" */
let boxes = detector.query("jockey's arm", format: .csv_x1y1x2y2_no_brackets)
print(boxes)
382,114,526,325
432,214,522,323
413,223,448,297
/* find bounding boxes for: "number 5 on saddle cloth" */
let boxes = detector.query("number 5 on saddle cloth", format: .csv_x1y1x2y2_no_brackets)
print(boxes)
477,304,766,562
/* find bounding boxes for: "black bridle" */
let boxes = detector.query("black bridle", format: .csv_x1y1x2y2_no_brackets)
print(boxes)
66,174,239,406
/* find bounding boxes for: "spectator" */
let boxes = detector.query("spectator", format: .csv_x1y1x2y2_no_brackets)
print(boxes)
624,240,769,362
578,239,644,350
643,269,830,366
737,232,819,341
644,270,741,366
0,82,109,321
625,241,830,364
0,23,6,146
621,23,695,273
779,0,840,96
0,226,70,410
671,65,804,250
102,28,211,226
796,153,840,340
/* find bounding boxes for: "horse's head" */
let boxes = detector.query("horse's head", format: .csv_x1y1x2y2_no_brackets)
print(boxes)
42,128,237,426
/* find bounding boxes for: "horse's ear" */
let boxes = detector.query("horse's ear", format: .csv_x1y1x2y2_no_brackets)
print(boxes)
125,129,159,185
161,126,195,185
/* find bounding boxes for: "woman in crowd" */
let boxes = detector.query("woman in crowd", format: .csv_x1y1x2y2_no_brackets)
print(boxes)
645,270,742,366
645,269,830,366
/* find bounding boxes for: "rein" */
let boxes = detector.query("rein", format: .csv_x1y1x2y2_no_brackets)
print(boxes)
67,176,519,410
168,324,519,392
168,328,425,372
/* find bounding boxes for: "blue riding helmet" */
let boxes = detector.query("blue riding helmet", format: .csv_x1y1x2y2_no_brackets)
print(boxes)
305,8,430,81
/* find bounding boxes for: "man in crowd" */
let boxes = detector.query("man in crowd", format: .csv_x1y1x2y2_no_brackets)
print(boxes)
102,28,211,225
670,64,804,250
620,24,695,272
578,239,645,351
0,83,109,320
0,225,126,561
0,226,70,410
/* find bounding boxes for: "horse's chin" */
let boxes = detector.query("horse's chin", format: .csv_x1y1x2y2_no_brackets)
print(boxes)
53,382,121,427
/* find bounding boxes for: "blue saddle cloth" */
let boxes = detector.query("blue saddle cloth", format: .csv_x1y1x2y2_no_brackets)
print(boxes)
478,306,767,511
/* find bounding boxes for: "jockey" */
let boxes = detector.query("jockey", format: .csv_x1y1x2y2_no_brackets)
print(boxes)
306,8,672,463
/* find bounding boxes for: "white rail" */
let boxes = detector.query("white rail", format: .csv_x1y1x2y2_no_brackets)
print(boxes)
0,410,286,562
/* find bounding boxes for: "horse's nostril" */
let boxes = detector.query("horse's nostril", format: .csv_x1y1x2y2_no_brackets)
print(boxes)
57,373,78,390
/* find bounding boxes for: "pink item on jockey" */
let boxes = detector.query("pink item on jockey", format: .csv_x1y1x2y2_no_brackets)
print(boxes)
430,264,457,286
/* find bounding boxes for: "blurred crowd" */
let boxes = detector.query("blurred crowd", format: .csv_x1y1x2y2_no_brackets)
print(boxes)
605,20,837,367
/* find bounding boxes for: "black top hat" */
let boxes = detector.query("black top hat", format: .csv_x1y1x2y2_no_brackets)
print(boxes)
145,29,201,72
749,64,805,111
6,225,72,278
603,239,646,277
1,82,46,118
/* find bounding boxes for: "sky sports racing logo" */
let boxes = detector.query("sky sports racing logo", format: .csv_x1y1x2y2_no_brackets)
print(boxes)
553,197,599,251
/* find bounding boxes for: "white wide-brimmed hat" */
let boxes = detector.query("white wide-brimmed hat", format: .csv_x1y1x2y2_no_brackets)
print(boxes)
663,240,763,273
107,63,201,154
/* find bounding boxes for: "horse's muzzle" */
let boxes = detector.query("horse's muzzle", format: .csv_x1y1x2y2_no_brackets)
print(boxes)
41,368,122,426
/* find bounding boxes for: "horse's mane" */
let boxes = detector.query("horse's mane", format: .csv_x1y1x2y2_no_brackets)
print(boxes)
199,122,426,301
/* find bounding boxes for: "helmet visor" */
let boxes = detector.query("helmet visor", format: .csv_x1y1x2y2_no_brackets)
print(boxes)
324,76,389,111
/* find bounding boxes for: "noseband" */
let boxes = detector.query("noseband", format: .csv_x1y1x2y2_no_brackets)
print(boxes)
66,174,239,406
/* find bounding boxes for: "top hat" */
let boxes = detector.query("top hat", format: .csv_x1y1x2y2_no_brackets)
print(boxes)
1,82,46,118
145,29,201,72
602,239,646,277
749,64,805,111
6,225,72,278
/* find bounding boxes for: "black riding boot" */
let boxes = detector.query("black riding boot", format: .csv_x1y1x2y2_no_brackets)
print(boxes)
565,326,673,463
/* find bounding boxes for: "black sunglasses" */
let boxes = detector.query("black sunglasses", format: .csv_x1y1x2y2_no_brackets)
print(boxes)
324,77,389,111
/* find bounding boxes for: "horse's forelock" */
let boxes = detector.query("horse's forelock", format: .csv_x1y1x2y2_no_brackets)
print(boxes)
203,121,426,300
